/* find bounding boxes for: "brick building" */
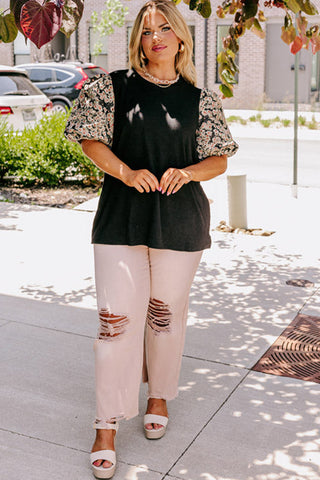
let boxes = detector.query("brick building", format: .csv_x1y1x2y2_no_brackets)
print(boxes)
0,0,319,108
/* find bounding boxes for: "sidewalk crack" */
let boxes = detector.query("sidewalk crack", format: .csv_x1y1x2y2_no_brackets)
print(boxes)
183,353,250,371
10,320,94,339
0,428,88,454
162,370,251,480
0,320,12,328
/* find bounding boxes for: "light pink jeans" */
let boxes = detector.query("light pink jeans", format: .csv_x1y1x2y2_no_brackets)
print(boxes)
93,244,202,428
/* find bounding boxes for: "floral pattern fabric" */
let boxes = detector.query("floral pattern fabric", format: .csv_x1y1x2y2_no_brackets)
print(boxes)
64,74,238,161
64,73,114,146
196,89,238,160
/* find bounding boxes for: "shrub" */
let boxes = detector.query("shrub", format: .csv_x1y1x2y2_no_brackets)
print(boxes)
260,119,272,128
226,115,242,123
0,121,17,180
298,115,307,126
308,116,318,130
0,112,102,187
281,119,291,127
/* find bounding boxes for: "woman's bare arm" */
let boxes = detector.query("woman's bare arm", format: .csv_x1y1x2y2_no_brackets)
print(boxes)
160,155,227,195
81,140,159,193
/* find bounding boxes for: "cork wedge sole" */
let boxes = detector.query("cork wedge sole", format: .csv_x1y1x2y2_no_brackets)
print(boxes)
144,414,168,440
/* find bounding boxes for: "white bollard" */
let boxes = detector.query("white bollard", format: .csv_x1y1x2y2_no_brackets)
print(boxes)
227,174,248,229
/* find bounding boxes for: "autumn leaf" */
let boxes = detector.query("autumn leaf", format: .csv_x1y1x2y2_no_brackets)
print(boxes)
297,12,308,35
281,25,296,45
189,0,198,10
296,0,318,15
219,83,233,97
285,0,301,13
290,35,303,54
244,18,254,30
60,0,84,37
216,5,225,18
310,29,320,53
20,1,63,49
251,18,265,39
0,12,18,42
198,0,212,18
242,0,259,20
10,0,29,34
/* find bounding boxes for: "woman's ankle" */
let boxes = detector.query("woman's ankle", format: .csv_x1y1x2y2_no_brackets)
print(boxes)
92,427,116,452
146,398,168,416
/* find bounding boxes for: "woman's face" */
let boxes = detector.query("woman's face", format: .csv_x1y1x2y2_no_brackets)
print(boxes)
141,10,180,66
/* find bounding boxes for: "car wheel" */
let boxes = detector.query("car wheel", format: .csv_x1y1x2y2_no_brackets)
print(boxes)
51,101,68,113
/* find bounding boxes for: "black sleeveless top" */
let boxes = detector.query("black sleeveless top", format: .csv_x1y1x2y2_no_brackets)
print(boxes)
64,69,238,251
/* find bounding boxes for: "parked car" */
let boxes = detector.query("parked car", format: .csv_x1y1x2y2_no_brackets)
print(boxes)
0,65,52,131
15,62,108,112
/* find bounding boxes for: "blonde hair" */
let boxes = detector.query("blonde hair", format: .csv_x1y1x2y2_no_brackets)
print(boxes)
129,0,197,86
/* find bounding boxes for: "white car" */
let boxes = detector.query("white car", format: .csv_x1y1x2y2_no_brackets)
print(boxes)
0,65,52,131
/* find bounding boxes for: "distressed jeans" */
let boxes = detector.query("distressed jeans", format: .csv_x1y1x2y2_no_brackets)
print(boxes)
93,244,202,428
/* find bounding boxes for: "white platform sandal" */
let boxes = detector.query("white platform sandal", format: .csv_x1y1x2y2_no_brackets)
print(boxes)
90,422,118,479
144,414,168,440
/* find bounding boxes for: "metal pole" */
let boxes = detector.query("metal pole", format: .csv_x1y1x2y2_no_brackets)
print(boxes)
204,18,208,89
292,33,299,198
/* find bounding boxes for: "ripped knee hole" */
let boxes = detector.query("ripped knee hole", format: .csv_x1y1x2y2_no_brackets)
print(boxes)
147,298,171,334
98,308,129,340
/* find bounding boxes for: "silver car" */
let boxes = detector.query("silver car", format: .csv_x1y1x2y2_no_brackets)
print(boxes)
0,65,52,130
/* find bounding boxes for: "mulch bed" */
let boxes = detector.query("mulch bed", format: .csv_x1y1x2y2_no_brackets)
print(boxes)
0,185,99,209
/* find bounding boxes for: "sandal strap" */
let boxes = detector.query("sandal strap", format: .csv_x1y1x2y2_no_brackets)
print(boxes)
144,414,168,427
93,421,119,431
90,449,116,465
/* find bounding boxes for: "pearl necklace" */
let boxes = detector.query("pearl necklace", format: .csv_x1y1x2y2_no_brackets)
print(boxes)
142,69,180,88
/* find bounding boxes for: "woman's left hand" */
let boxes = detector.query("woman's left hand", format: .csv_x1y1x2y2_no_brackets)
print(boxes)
160,168,193,195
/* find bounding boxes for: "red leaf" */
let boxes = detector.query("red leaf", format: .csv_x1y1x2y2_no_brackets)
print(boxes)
20,1,62,49
10,0,30,34
310,35,320,54
290,35,303,54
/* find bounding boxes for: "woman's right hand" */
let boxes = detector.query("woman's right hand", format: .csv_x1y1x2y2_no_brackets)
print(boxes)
124,169,160,193
80,141,159,193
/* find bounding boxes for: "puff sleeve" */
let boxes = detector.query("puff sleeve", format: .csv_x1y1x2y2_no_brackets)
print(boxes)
196,89,238,160
64,74,114,147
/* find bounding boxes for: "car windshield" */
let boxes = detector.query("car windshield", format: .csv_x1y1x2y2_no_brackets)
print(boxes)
0,74,42,96
84,67,107,78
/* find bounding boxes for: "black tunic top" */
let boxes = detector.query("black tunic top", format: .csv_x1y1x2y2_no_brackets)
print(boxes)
64,69,238,251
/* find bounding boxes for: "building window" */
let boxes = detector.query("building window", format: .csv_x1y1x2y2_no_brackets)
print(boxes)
89,27,108,70
215,25,239,84
14,32,31,65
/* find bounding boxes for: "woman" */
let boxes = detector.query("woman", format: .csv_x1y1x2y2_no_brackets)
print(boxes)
65,0,238,477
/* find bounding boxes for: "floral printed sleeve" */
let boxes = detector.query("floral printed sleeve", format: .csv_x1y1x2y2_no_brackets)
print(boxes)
196,89,238,160
64,73,114,146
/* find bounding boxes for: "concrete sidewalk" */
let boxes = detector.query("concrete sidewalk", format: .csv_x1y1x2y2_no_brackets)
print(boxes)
1,181,319,480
